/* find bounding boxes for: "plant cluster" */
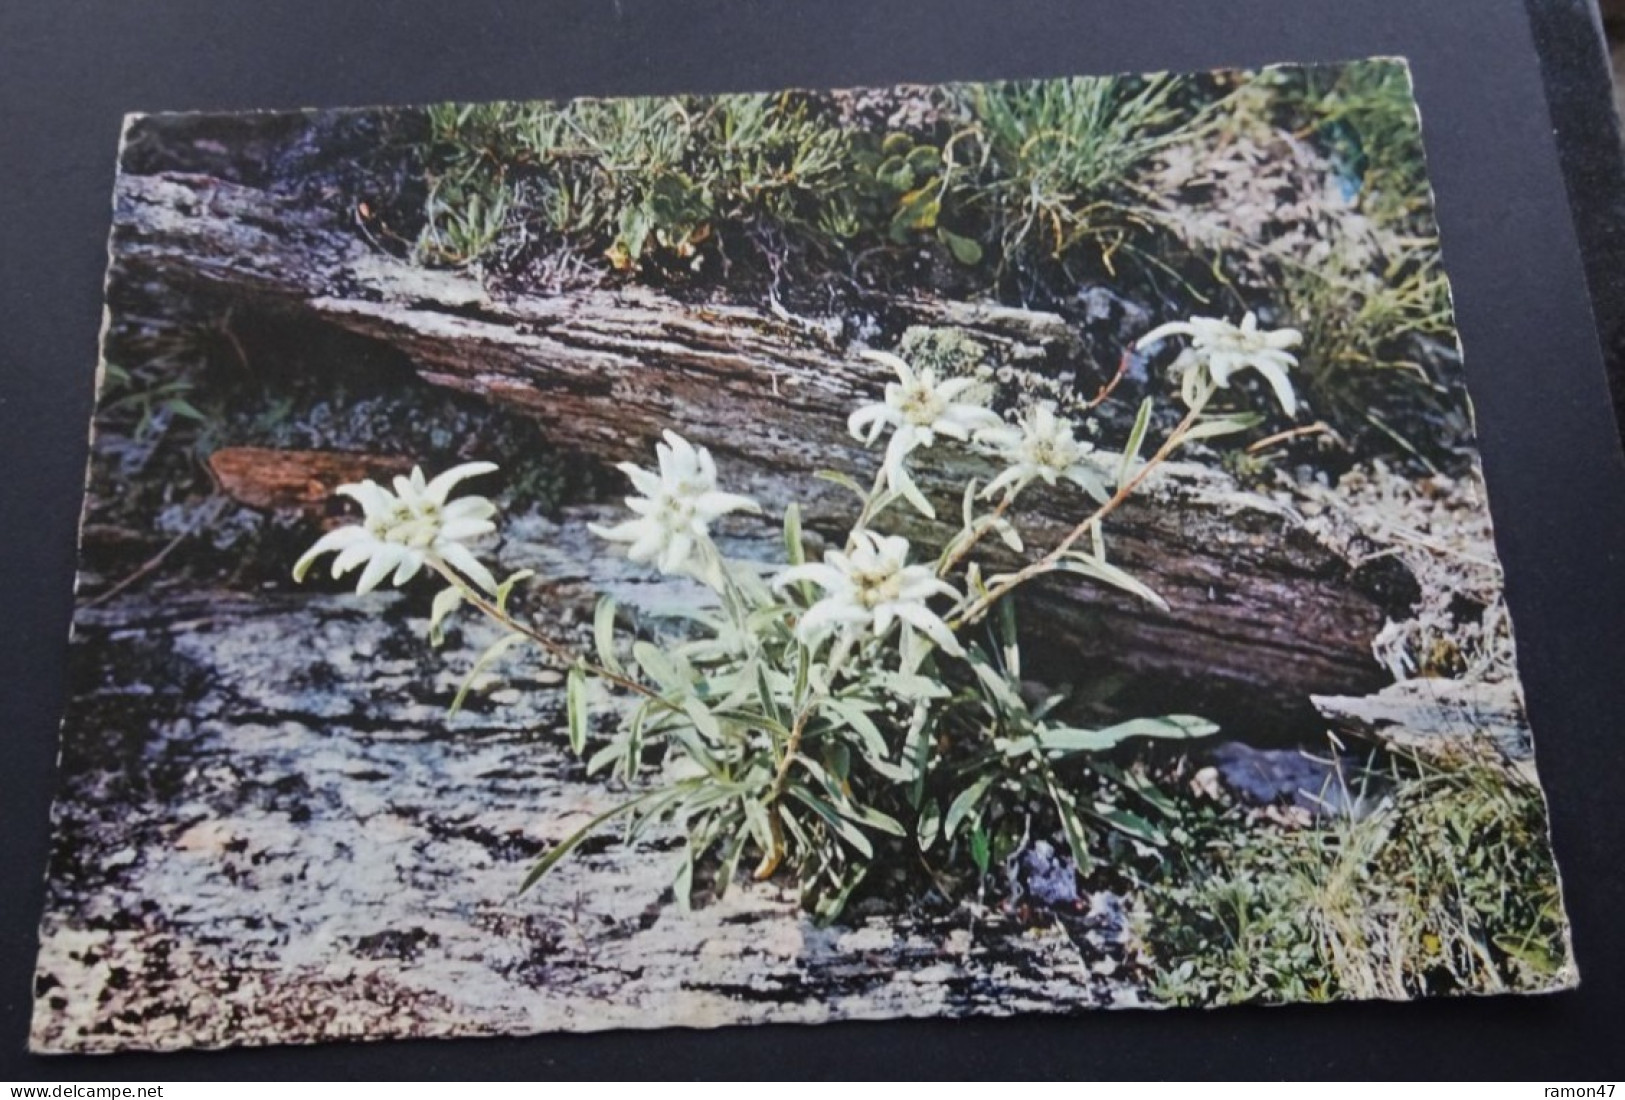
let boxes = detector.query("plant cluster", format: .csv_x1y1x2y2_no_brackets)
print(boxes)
1144,749,1570,1005
1145,61,1460,462
407,76,1204,282
296,312,1299,920
403,64,1462,467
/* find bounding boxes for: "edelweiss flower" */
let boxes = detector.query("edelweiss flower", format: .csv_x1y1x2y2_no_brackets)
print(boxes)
978,404,1110,503
848,350,1002,518
294,462,500,595
590,430,759,575
1135,311,1302,415
774,530,963,656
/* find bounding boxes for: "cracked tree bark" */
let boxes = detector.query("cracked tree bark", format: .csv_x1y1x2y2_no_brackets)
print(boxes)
107,169,1409,721
34,512,1145,1052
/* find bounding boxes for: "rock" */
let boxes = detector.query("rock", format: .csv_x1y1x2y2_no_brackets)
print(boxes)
1311,677,1532,763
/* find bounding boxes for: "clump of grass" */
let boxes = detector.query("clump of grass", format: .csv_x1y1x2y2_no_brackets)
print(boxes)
953,74,1212,279
1278,63,1461,463
404,64,1468,466
1141,749,1572,1006
406,78,1231,287
411,94,955,275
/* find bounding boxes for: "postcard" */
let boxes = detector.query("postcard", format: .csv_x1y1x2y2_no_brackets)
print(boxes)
32,58,1575,1053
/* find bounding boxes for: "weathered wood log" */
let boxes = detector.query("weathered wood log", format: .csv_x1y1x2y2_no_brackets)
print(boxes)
34,512,1143,1052
108,170,1408,719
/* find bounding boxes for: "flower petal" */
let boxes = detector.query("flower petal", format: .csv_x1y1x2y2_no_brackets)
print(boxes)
292,526,369,582
355,543,407,595
1248,360,1299,417
1135,321,1198,349
773,562,846,592
438,517,496,543
438,541,497,594
895,602,964,656
861,349,915,386
658,531,695,575
616,462,662,499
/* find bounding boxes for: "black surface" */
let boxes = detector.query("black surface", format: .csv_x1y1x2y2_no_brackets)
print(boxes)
1527,0,1625,441
2,0,1623,1080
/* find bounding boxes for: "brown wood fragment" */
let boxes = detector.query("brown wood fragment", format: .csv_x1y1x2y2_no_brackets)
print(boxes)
208,447,413,514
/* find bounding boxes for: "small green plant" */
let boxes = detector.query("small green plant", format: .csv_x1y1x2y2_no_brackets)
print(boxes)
1143,748,1571,1005
956,74,1209,275
294,311,1300,919
99,361,208,440
412,94,959,275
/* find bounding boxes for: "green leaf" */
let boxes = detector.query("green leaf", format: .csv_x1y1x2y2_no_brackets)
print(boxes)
1093,714,1219,743
681,696,722,741
1085,802,1167,846
905,705,934,802
970,823,992,877
164,397,207,422
896,184,941,231
1054,553,1169,613
566,665,589,754
1047,780,1095,878
936,227,984,266
783,502,806,566
1092,759,1181,818
854,804,906,838
633,641,688,695
448,632,527,718
429,586,463,647
585,735,625,776
519,785,683,894
882,131,913,157
1118,396,1154,488
810,863,870,927
876,154,916,192
1183,412,1264,443
906,144,941,173
672,842,695,912
793,644,811,709
593,596,624,676
743,797,775,852
717,821,751,899
879,672,951,700
969,658,1025,715
814,469,869,502
944,774,996,840
786,785,874,858
1034,714,1217,756
495,569,535,614
824,698,888,760
917,797,942,851
668,723,726,780
712,706,791,739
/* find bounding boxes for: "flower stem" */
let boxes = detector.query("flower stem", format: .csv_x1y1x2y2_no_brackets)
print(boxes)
950,393,1209,628
938,490,1016,579
849,465,891,535
430,563,667,705
753,691,824,880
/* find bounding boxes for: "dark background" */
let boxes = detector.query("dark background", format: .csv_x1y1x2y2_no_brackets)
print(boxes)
2,0,1623,1080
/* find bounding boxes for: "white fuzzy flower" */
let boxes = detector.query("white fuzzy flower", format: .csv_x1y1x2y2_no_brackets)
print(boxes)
775,530,963,656
1136,310,1302,415
590,430,759,575
294,462,500,595
848,350,1002,518
978,404,1110,503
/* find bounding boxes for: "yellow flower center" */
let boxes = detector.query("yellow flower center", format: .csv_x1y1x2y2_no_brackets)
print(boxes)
898,383,945,427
